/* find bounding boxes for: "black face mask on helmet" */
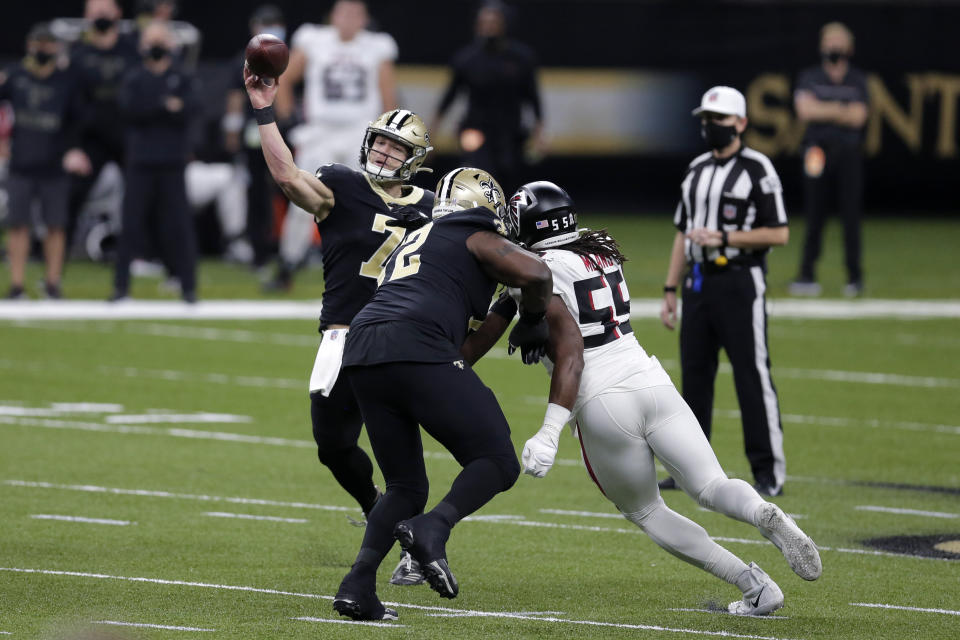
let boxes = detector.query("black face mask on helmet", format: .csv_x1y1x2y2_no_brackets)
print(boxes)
701,120,739,151
32,50,54,66
146,45,170,61
822,50,849,64
92,17,116,33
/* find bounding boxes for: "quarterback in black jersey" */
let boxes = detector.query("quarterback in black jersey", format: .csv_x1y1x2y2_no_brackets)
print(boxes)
245,71,434,583
331,168,553,621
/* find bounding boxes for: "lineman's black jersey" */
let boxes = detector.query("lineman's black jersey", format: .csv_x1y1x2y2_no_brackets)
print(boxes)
344,207,505,366
314,163,434,328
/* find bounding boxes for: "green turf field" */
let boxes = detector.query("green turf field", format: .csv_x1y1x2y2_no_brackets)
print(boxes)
1,216,959,639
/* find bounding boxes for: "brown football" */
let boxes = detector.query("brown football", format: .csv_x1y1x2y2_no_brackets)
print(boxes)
245,34,289,78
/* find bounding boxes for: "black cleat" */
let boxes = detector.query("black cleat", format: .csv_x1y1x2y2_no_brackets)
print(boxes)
332,592,398,621
394,515,458,599
658,476,679,491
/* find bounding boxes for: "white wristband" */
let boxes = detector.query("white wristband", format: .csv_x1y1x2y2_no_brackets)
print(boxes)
542,402,572,435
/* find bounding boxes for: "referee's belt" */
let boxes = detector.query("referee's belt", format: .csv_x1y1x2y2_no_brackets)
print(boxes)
690,257,761,275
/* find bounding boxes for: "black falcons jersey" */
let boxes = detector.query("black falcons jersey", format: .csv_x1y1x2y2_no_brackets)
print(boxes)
343,206,505,366
315,163,434,328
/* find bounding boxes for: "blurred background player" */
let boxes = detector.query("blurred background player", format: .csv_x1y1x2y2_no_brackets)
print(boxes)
790,22,869,298
0,23,88,299
245,58,436,585
222,4,288,270
110,20,199,302
660,87,789,497
433,0,545,192
464,181,820,616
67,0,139,253
264,0,399,291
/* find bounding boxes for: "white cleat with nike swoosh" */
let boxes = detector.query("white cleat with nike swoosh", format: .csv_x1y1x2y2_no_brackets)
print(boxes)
728,562,784,616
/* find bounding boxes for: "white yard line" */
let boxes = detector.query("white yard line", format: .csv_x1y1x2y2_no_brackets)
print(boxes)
855,505,959,519
105,413,252,424
849,603,960,616
94,620,215,632
204,511,308,524
31,514,134,526
292,616,405,628
540,508,623,519
2,297,959,319
667,608,788,620
0,567,802,640
715,409,960,436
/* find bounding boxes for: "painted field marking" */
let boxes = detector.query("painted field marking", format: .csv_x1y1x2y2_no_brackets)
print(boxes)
8,479,956,563
105,413,252,424
715,409,960,437
849,603,960,616
293,616,405,628
204,511,308,524
94,620,215,632
667,608,788,620
0,567,802,640
539,508,622,519
30,514,134,526
855,505,958,519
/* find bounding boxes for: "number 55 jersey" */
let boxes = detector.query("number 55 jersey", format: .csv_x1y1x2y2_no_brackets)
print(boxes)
510,248,673,415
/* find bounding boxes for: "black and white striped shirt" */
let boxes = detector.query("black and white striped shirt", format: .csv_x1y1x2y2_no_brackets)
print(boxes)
674,146,788,266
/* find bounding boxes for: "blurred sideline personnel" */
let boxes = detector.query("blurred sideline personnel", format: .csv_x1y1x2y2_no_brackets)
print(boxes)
790,22,869,298
464,181,820,616
244,62,435,584
433,1,545,192
0,23,89,299
660,87,789,497
266,0,399,291
111,21,199,302
332,168,553,620
67,0,139,251
222,4,288,269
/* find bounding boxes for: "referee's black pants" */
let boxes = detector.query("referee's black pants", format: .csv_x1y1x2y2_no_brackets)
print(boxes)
799,143,864,284
679,264,785,489
113,165,197,297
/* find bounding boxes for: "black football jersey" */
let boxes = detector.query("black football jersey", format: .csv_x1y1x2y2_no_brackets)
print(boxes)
314,163,435,328
343,206,505,366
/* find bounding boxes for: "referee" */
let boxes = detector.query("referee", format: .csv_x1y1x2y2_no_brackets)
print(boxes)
659,86,789,497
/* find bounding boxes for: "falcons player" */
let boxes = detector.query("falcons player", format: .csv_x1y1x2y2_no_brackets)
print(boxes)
462,181,822,616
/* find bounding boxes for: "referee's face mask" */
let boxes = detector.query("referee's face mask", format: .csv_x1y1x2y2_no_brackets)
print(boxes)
700,113,740,150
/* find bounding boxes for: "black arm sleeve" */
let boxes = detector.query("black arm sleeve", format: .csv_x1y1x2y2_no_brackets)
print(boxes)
489,290,518,320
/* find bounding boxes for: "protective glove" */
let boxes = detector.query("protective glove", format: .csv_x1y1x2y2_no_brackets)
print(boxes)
507,309,549,365
385,206,431,230
522,403,571,478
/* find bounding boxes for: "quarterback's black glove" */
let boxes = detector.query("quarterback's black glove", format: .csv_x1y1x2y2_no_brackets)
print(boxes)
507,309,549,365
385,206,431,230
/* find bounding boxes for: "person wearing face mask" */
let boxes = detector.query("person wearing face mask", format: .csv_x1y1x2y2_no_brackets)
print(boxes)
432,0,545,194
0,23,88,299
791,22,869,298
659,86,790,497
67,0,141,252
110,20,199,303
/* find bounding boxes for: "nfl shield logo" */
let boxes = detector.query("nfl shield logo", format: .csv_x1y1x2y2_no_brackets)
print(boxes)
535,220,549,229
723,204,737,220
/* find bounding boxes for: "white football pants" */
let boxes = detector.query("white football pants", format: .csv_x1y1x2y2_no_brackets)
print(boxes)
185,161,248,239
576,376,768,587
278,123,364,266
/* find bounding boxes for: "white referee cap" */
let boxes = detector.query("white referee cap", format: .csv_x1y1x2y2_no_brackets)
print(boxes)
692,86,746,118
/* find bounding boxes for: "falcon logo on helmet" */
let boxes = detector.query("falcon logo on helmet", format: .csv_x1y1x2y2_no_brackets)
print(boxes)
510,181,579,250
360,109,433,182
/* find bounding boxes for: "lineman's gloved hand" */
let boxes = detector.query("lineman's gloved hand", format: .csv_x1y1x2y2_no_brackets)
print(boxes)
507,309,549,365
522,403,571,478
385,206,431,230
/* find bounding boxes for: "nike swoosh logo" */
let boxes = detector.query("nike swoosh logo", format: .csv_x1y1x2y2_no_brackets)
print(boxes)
751,586,765,608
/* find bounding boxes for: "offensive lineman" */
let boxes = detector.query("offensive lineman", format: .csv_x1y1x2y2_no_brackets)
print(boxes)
244,63,430,584
464,181,821,616
333,168,553,621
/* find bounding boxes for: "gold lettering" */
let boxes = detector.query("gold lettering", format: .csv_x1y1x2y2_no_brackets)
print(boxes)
743,74,805,156
865,74,925,155
925,73,960,158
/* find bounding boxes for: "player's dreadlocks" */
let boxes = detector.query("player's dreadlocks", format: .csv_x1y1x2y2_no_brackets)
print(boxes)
561,228,628,270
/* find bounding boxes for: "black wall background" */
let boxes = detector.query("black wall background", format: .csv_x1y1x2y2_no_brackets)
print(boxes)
4,1,959,214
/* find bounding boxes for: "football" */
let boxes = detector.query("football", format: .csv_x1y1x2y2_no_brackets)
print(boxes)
244,34,289,78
